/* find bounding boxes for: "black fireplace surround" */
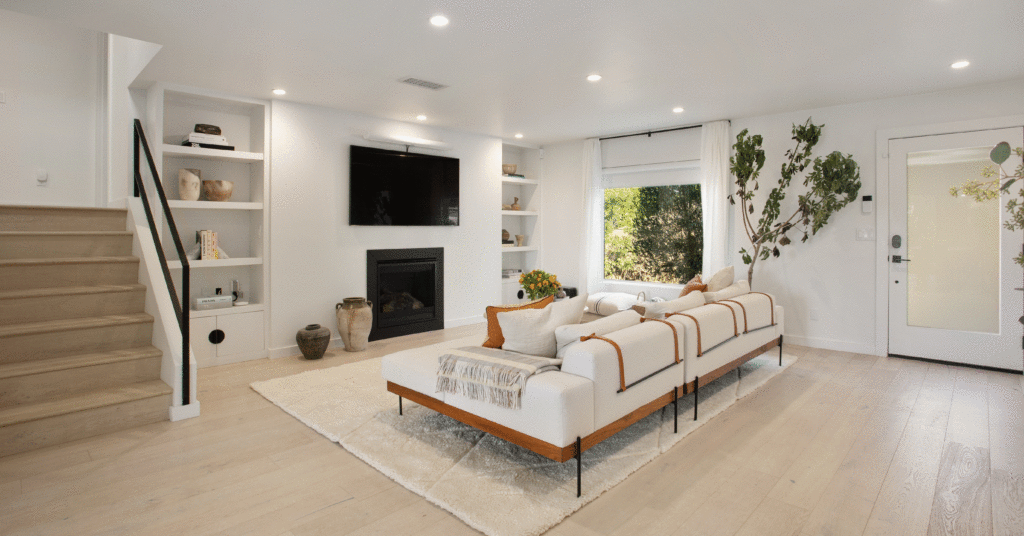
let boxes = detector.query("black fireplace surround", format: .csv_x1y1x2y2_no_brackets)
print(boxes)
366,248,444,341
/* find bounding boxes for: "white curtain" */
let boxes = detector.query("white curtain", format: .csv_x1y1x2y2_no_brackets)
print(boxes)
700,121,732,277
580,138,604,294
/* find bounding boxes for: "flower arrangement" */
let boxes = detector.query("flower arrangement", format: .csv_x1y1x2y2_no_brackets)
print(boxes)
519,269,561,300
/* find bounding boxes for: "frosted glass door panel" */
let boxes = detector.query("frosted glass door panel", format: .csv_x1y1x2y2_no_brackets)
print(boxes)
906,148,999,333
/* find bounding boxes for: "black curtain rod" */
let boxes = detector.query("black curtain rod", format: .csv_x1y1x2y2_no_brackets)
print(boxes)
598,120,730,142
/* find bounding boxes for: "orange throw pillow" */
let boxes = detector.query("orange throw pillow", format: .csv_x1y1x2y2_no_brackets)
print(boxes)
482,295,555,348
679,274,707,297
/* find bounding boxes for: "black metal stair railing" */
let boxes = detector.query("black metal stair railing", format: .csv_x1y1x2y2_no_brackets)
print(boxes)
133,118,191,406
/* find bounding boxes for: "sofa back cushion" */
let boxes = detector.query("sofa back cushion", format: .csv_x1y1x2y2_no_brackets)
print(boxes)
482,295,554,348
554,309,641,358
703,280,750,303
632,291,706,319
497,295,587,357
705,265,734,292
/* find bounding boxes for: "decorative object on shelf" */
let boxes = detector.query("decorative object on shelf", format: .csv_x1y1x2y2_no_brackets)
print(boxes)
502,203,512,210
336,297,373,352
296,324,331,360
516,234,525,247
231,280,244,304
519,269,561,300
194,124,222,135
178,168,201,201
202,180,234,201
511,197,521,211
186,230,231,260
502,164,517,175
502,229,511,242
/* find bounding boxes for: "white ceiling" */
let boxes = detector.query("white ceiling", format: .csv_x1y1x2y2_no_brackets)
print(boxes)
3,0,1023,145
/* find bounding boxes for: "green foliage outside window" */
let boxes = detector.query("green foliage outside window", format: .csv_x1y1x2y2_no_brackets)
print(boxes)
604,184,703,284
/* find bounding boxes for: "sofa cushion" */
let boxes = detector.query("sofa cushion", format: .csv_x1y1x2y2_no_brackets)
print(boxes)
632,291,706,319
482,295,554,348
705,265,734,292
679,274,707,297
723,291,776,332
555,309,641,358
498,295,587,357
703,280,750,303
666,302,739,357
380,335,482,399
585,292,640,316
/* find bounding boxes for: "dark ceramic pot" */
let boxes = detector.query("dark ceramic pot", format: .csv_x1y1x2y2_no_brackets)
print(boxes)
296,323,331,360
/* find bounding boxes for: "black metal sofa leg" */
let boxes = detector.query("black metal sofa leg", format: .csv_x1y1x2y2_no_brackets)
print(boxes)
576,436,582,497
399,396,403,415
779,335,784,366
694,375,699,421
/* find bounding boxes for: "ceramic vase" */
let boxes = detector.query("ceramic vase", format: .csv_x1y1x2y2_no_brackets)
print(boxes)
336,297,373,352
178,169,201,201
295,324,330,360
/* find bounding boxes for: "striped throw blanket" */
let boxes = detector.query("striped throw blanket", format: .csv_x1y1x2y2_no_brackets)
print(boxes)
436,347,562,409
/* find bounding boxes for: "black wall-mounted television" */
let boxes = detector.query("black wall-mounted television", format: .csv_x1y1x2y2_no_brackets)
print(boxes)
349,145,459,226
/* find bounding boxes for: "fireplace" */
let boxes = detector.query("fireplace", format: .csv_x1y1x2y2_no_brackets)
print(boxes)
366,248,444,341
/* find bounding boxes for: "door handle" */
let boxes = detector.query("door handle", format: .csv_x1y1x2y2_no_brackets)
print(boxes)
891,255,911,263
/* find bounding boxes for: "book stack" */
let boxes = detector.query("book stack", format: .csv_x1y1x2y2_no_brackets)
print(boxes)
502,268,523,278
199,230,219,260
502,173,527,179
181,125,234,150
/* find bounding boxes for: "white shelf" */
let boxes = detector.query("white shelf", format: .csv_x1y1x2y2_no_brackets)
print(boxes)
501,210,539,216
162,144,264,163
168,200,263,210
502,176,539,185
190,303,265,318
502,246,539,253
169,257,263,269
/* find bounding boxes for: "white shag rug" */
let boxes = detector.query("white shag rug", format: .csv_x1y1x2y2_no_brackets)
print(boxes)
251,347,797,536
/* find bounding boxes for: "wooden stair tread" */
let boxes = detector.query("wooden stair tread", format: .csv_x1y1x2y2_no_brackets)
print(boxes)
0,284,146,300
0,313,154,338
0,205,127,213
0,346,162,379
0,231,133,236
0,380,171,427
0,256,138,267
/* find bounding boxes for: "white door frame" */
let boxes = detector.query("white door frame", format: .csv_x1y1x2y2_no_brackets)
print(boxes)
874,114,1024,357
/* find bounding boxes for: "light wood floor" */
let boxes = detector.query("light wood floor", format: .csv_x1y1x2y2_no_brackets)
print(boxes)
1,324,1022,536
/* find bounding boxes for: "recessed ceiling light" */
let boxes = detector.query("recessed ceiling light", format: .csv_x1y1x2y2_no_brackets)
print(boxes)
514,133,524,139
951,60,970,69
272,89,286,96
673,107,684,113
417,115,427,121
430,15,449,27
587,74,602,82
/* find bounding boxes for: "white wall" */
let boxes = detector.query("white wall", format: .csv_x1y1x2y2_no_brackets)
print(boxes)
269,101,502,355
106,34,162,205
542,78,1024,354
539,139,586,291
0,9,103,207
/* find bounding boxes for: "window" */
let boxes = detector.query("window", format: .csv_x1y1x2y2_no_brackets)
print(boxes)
604,184,703,284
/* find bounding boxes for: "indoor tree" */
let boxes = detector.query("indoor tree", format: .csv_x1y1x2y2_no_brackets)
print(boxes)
729,118,861,287
949,142,1024,266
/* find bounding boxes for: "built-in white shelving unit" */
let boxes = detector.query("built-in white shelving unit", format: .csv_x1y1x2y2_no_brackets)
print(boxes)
501,144,543,304
146,83,270,367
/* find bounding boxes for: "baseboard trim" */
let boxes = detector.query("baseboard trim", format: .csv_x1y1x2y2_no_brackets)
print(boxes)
888,353,1024,375
782,333,876,355
444,315,484,329
169,400,201,421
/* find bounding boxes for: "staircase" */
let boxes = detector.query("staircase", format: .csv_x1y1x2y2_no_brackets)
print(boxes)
0,205,172,457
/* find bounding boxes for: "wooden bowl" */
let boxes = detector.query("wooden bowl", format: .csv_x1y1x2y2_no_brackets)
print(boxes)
502,164,517,175
202,180,234,201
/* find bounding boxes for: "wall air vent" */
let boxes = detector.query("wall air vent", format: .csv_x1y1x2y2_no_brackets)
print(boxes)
400,77,448,91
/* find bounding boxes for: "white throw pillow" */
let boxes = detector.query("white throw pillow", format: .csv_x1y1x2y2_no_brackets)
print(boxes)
585,292,641,316
633,291,706,318
498,295,588,357
554,309,641,357
706,266,735,292
703,280,750,302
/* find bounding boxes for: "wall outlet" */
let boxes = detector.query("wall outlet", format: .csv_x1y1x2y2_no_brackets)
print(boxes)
856,228,875,241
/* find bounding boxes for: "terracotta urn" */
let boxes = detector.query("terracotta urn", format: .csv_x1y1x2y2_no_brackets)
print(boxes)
336,297,373,352
511,197,521,211
295,324,330,360
178,169,201,201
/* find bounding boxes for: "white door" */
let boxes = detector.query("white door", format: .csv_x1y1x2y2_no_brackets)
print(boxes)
888,127,1023,371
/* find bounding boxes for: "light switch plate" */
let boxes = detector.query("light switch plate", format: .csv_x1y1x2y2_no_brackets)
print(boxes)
856,228,876,241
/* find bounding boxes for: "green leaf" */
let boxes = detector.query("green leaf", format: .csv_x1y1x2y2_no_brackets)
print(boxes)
991,142,1011,165
1001,178,1017,192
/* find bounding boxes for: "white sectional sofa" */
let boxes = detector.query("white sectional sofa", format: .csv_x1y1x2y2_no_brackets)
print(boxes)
381,288,784,495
